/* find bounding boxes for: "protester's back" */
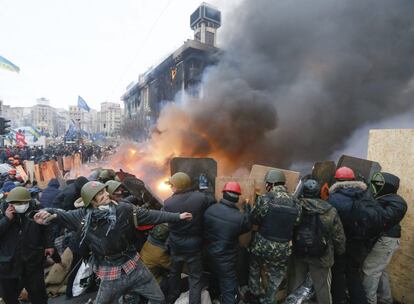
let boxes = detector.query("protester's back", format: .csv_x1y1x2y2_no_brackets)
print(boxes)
40,178,61,208
164,189,212,253
52,176,88,210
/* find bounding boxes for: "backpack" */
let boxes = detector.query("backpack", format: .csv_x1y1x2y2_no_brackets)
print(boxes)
348,191,383,241
293,207,329,258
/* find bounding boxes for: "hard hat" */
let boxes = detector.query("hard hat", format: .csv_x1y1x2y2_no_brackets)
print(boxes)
169,172,191,191
81,181,106,207
6,187,31,203
335,167,355,180
303,179,320,198
8,169,16,175
222,181,242,195
105,180,122,195
264,169,286,184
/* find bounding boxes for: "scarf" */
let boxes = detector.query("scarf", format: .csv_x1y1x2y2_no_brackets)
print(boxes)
79,203,117,245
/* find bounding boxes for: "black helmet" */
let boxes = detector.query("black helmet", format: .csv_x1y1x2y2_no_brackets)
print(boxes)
303,179,320,198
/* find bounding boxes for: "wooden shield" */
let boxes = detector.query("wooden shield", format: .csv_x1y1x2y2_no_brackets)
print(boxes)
249,164,300,195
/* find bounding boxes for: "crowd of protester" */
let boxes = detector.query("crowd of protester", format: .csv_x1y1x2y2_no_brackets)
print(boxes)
0,156,408,304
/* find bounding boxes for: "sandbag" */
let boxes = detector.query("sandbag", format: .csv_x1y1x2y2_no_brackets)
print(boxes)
45,248,73,285
46,284,67,297
174,289,212,304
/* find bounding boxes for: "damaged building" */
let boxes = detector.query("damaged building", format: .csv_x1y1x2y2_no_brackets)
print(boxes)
121,3,221,140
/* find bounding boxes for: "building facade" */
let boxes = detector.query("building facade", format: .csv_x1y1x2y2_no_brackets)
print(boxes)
97,102,122,136
69,105,92,133
121,3,221,140
2,105,32,129
31,98,55,135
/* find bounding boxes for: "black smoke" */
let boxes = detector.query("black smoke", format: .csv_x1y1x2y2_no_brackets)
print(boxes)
152,0,414,172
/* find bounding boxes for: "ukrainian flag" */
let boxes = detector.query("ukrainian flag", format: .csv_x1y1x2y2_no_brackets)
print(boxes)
0,55,20,73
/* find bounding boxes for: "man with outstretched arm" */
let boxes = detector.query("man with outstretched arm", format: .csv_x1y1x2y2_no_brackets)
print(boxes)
34,181,192,304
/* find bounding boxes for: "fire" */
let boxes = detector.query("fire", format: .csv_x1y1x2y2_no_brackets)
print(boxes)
157,179,171,193
129,149,137,156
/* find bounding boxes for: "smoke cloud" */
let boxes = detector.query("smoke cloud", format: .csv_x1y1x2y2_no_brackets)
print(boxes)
145,0,414,173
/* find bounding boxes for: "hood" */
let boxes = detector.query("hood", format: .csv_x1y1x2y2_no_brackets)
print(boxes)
329,181,367,195
375,172,400,196
48,178,60,188
74,176,89,190
2,181,16,193
300,198,332,214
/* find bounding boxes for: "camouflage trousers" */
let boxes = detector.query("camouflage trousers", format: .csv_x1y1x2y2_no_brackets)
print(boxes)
248,254,289,304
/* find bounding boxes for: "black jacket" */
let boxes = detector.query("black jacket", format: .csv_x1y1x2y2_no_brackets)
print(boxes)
204,199,251,262
0,201,54,278
49,202,181,266
377,194,406,238
52,177,88,210
163,190,214,253
40,179,61,208
329,181,407,238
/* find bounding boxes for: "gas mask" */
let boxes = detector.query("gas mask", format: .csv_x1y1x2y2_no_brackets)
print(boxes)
13,203,30,214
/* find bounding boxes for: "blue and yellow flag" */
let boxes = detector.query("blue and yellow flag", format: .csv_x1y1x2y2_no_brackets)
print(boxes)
0,55,20,73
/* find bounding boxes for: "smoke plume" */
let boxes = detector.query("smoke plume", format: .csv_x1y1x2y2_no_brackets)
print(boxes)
144,0,414,173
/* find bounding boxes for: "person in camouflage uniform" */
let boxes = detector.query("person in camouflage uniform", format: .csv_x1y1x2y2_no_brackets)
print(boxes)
140,223,171,282
248,169,301,304
288,179,346,304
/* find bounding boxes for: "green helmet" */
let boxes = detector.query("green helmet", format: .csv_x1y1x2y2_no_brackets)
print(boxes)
6,187,31,203
81,181,106,207
264,169,286,184
99,169,115,181
169,172,191,191
105,180,122,195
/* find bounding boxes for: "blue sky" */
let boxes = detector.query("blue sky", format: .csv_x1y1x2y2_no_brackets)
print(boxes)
0,0,232,110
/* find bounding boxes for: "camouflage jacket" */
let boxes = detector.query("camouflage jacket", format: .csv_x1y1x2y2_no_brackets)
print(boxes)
249,185,301,259
295,198,346,267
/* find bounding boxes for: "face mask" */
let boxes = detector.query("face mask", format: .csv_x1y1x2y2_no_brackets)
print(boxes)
13,203,30,214
98,204,110,211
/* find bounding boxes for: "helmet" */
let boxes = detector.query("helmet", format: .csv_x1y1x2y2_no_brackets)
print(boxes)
6,187,31,203
14,155,20,159
222,181,242,195
81,181,107,207
303,179,320,198
371,172,399,196
169,172,191,191
99,170,115,181
264,169,286,184
105,180,122,195
335,167,355,180
8,169,16,175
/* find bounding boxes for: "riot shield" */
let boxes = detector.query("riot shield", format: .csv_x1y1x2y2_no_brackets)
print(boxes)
337,155,381,183
123,176,163,210
170,157,217,193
